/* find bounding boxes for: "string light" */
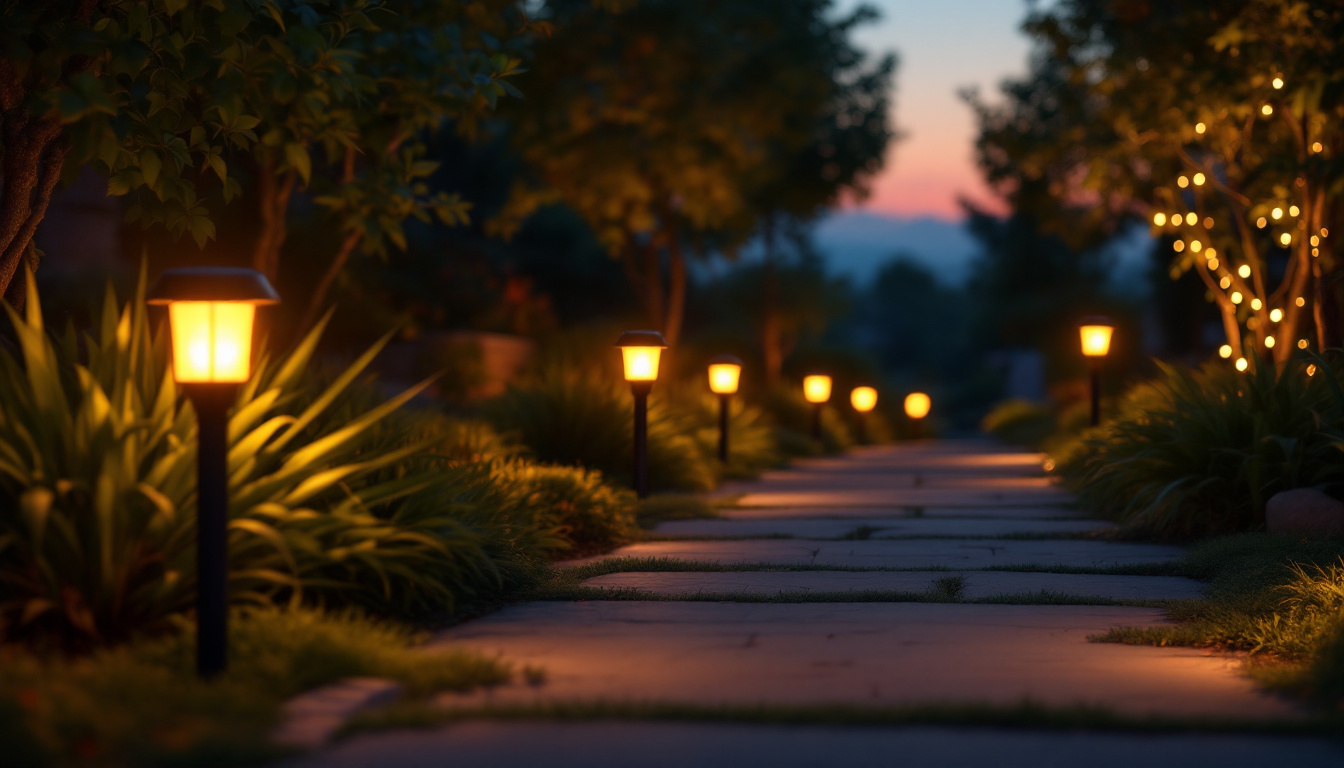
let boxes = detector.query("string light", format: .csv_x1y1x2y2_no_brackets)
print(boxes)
1321,228,1329,237
1190,240,1203,253
1270,308,1283,322
1153,212,1167,226
1272,207,1283,219
1204,217,1214,229
1178,175,1189,188
1313,248,1320,257
1280,232,1292,245
1312,141,1323,153
1272,76,1284,89
1256,217,1267,228
1265,335,1275,348
1220,276,1232,289
1186,212,1198,225
1295,297,1306,307
1231,291,1243,304
1311,235,1319,246
1218,345,1232,358
1307,363,1317,376
1207,258,1219,270
1251,297,1263,310
1238,264,1251,278
1206,247,1217,258
1173,240,1185,252
1298,339,1309,350
1261,104,1273,116
1289,205,1300,217
1236,358,1249,371
1196,122,1206,134
1193,172,1206,186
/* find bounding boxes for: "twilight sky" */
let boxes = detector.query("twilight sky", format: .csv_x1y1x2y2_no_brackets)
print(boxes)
837,0,1038,220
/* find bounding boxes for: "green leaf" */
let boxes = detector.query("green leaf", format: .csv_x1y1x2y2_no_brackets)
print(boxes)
284,143,311,185
138,150,161,189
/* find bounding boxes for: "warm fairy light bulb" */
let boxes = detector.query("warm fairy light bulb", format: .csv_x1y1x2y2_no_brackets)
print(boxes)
1289,205,1299,217
1312,141,1323,153
1231,291,1243,304
1177,175,1189,188
1193,172,1206,186
1261,104,1273,116
1256,217,1267,228
1238,264,1251,278
1311,235,1319,246
803,375,832,404
1190,240,1202,253
1173,241,1185,252
1219,276,1232,289
1295,297,1306,307
1269,308,1283,322
1207,258,1219,270
1298,339,1309,350
1307,363,1318,376
850,386,878,413
1313,248,1320,257
1195,122,1206,134
1218,344,1232,359
1185,212,1197,226
1265,335,1275,348
1272,76,1284,89
1322,228,1330,237
1280,232,1292,246
1153,212,1167,226
1236,357,1249,372
1272,207,1283,219
1204,217,1214,229
1250,298,1263,311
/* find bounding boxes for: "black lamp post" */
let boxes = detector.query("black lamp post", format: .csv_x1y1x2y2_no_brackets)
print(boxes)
616,331,667,498
148,267,278,678
1079,317,1114,427
850,386,878,443
707,355,742,463
803,374,832,441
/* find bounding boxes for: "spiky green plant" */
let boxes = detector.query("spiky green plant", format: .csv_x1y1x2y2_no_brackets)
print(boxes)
0,272,560,643
1061,354,1344,540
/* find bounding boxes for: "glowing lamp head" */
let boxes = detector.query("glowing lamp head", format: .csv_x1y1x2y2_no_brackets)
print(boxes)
1079,317,1115,358
615,330,667,383
802,374,832,404
850,386,878,413
707,354,743,395
904,392,931,420
148,267,279,384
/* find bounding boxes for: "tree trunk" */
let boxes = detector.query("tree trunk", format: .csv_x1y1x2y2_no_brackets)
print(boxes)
641,238,665,331
663,229,686,346
251,154,296,281
0,118,68,309
298,230,363,332
761,212,783,384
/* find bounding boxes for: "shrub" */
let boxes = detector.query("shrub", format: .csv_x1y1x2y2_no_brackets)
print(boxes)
1060,355,1344,540
756,384,852,457
0,272,561,644
483,368,717,492
487,460,638,555
981,399,1055,448
674,391,783,479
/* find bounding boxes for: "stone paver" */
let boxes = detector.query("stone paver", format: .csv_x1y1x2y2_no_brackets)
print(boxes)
653,517,1114,539
731,487,1072,508
288,722,1344,768
429,602,1294,718
581,537,1183,569
580,570,1206,601
722,505,1087,520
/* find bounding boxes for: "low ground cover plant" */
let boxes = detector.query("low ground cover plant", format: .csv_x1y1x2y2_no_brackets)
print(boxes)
1057,355,1344,541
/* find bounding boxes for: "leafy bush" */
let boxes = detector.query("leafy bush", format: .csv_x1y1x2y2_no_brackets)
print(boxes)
981,399,1055,448
0,607,511,767
0,273,564,644
484,368,718,492
756,384,852,457
486,460,638,555
675,391,783,479
1060,355,1344,540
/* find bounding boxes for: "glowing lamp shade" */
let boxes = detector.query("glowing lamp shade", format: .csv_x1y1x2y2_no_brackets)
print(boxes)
803,374,832,404
707,355,743,395
850,386,878,413
1079,317,1114,358
148,267,279,384
616,330,667,382
905,392,931,420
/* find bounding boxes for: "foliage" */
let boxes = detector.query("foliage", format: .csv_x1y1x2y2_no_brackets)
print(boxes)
757,384,853,457
0,607,511,767
967,0,1344,355
1060,353,1344,540
484,460,639,556
0,272,568,644
1097,533,1344,706
484,368,718,493
981,400,1056,450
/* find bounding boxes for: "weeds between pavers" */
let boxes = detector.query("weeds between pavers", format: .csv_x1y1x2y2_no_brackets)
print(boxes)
337,699,1342,740
1092,533,1344,707
0,608,513,767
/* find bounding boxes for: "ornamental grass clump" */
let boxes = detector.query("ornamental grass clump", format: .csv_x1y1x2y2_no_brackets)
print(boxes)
0,273,564,645
1061,354,1344,541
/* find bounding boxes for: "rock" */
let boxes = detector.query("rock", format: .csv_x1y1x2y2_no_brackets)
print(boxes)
1265,488,1344,535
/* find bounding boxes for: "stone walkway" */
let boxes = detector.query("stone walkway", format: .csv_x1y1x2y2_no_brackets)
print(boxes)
292,442,1344,766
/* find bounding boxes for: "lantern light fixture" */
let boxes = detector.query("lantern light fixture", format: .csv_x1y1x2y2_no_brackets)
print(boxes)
616,331,667,498
802,374,832,440
707,354,743,462
1078,316,1114,426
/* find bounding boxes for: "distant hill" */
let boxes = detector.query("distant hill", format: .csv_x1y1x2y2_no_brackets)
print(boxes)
812,210,980,286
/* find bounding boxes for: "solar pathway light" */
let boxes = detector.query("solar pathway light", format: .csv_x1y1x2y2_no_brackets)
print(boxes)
802,374,832,441
850,386,878,443
148,267,279,678
1078,317,1114,427
904,391,931,439
707,355,743,463
616,330,667,498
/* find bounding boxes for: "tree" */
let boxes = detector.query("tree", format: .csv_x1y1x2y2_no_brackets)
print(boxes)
967,0,1344,363
0,0,526,318
492,0,893,348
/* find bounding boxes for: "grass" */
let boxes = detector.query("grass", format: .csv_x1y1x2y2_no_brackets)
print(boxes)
339,698,1342,739
0,608,513,767
1092,533,1344,706
635,494,721,528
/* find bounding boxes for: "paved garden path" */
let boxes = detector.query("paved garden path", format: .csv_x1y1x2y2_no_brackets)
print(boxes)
293,441,1344,767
